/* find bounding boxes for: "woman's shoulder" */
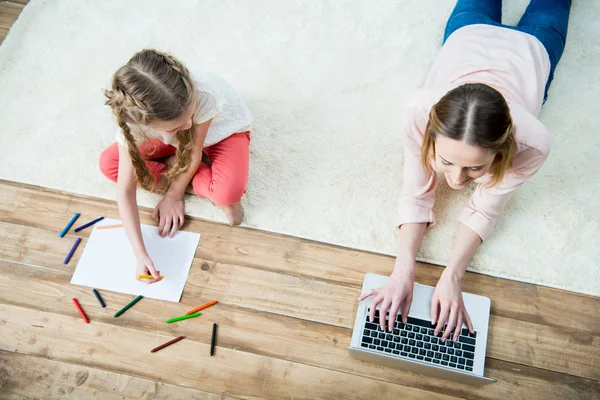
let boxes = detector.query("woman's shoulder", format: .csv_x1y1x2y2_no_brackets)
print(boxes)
508,101,551,156
403,87,452,111
402,88,453,139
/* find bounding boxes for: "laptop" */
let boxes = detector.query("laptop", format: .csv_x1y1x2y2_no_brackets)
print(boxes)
349,273,495,385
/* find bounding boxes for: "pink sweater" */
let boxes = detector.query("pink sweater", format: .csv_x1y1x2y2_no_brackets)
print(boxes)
398,25,552,240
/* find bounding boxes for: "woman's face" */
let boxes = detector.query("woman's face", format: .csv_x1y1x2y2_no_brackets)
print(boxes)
434,135,496,190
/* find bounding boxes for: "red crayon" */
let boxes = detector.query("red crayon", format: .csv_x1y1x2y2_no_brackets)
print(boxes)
72,298,89,323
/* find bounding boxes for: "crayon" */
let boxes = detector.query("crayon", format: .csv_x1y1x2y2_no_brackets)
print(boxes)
96,224,123,230
72,298,89,323
210,323,217,356
59,213,80,237
63,237,82,264
185,300,218,315
151,335,185,353
137,275,165,279
166,312,201,324
74,217,105,232
114,295,143,317
92,289,105,308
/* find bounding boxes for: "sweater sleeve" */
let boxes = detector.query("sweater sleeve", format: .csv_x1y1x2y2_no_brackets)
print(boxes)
459,146,549,240
396,105,438,228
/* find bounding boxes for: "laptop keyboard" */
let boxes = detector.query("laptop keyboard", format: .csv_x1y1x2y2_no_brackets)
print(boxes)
360,309,477,372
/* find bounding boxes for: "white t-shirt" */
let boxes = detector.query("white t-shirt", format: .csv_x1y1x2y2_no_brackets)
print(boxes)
115,71,253,147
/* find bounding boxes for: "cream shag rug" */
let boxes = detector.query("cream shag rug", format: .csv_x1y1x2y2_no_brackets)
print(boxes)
0,0,598,296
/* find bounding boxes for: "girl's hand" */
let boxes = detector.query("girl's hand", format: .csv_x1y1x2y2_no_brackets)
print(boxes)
359,266,415,332
431,269,474,342
152,194,184,238
136,254,162,284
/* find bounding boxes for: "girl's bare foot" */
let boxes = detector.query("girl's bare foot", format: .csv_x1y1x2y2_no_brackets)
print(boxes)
219,202,243,226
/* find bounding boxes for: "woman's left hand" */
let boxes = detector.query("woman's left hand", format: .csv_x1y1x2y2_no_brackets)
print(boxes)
431,269,474,342
152,194,184,238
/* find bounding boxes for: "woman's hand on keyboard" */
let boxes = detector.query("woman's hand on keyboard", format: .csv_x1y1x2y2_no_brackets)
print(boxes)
359,266,415,332
431,269,474,342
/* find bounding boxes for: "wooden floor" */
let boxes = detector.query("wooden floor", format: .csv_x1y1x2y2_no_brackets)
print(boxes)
1,3,599,399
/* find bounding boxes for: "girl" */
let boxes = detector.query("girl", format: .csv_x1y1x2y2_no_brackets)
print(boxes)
361,0,571,340
99,49,253,284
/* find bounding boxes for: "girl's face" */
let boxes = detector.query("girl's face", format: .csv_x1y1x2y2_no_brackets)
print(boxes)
434,135,496,190
150,102,195,136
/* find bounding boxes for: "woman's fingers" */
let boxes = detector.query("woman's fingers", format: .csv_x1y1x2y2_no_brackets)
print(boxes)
463,308,474,333
453,313,463,342
369,295,383,323
388,300,401,331
442,306,458,342
400,293,412,324
152,206,159,222
434,304,450,336
378,298,392,331
430,296,440,325
359,288,376,302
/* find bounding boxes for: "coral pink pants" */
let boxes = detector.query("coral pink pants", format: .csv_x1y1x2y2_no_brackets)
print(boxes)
99,131,250,206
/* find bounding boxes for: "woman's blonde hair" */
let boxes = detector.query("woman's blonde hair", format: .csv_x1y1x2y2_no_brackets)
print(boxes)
421,83,516,186
104,49,196,192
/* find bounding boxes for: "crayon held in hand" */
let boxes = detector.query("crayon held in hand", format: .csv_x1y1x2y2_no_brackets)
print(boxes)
137,275,165,279
166,312,201,324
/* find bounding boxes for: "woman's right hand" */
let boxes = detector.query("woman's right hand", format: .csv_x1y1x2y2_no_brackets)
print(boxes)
358,263,415,332
136,253,162,284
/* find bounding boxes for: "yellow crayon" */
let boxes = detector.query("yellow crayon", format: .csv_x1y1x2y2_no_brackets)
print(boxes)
137,274,165,279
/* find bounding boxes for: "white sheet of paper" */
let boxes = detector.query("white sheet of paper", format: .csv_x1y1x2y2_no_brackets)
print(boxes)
71,218,201,302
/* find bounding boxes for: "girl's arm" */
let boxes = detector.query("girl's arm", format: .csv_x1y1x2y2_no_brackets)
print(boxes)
116,143,161,283
154,119,212,237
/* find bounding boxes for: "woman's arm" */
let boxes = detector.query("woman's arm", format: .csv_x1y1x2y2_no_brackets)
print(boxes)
154,119,212,237
430,223,480,341
432,146,549,341
360,100,436,331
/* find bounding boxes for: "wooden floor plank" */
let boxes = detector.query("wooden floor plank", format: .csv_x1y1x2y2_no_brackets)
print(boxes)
0,216,598,381
0,304,456,400
1,262,598,399
0,1,24,44
0,350,238,400
1,180,598,337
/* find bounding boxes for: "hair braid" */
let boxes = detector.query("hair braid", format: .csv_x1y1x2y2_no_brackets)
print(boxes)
104,48,198,191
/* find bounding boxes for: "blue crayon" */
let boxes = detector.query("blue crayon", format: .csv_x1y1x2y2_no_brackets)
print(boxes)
63,237,82,264
92,289,106,308
59,213,80,237
74,216,105,233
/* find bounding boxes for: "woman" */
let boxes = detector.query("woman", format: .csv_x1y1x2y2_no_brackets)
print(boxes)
360,0,571,342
